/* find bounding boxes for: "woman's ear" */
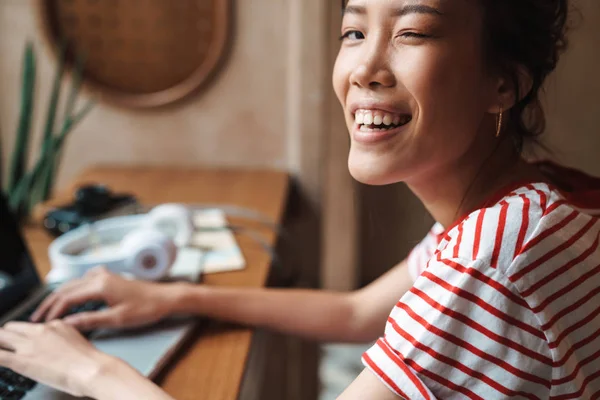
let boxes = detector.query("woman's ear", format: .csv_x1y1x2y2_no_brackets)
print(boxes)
487,67,533,113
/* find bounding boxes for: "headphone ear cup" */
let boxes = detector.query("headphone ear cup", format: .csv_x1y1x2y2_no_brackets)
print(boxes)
145,204,194,247
120,229,177,281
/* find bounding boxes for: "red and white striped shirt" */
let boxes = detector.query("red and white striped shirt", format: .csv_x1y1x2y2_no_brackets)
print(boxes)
363,163,600,399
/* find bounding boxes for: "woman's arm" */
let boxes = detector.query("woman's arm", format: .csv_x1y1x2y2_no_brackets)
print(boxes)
173,259,414,343
34,260,414,344
337,369,402,400
89,358,174,400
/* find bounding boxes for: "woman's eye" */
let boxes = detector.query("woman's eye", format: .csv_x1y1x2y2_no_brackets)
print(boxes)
398,32,431,40
340,30,365,41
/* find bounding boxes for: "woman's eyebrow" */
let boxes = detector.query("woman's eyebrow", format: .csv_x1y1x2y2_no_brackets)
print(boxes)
394,4,444,17
342,4,444,17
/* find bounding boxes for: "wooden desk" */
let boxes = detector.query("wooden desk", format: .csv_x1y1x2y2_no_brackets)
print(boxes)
22,166,289,400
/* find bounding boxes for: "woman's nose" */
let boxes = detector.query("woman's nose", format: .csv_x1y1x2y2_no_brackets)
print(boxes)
349,42,395,89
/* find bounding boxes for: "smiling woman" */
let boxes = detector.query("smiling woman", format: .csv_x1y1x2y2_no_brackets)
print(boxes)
335,0,600,399
2,0,600,399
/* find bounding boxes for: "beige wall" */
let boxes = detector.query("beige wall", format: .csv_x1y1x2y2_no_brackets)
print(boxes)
544,0,600,174
0,0,305,190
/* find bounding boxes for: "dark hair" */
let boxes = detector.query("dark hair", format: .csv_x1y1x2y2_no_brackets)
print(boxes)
480,0,570,152
340,0,571,152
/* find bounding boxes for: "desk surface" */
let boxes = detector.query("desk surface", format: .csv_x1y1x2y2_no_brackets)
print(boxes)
22,165,289,400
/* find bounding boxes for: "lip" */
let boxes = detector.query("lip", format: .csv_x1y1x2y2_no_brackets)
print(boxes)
351,121,411,144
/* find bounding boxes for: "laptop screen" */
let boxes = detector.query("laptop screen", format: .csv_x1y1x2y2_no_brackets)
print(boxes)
0,193,41,317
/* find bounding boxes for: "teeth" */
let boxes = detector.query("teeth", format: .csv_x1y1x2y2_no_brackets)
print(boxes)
354,109,413,130
355,112,364,125
355,109,411,127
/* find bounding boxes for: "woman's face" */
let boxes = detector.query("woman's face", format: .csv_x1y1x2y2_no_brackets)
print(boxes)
333,0,499,185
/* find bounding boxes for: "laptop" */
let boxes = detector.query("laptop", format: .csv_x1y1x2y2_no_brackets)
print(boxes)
0,193,198,400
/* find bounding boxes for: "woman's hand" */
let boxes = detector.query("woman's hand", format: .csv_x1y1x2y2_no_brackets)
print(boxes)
31,267,184,331
0,320,116,397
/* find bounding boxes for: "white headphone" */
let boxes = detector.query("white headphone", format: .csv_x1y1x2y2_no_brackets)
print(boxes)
47,204,195,283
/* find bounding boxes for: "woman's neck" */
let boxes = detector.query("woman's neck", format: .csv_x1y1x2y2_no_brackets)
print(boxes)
406,134,546,229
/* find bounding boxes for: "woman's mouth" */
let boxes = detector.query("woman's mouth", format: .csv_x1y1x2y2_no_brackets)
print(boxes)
352,109,412,143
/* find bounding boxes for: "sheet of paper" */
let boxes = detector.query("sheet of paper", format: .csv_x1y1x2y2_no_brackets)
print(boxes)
169,209,246,280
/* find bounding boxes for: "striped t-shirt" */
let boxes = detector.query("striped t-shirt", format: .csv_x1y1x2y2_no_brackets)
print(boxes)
363,165,600,399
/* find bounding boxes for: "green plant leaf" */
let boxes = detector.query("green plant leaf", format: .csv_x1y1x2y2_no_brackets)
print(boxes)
42,52,88,202
7,42,36,196
9,43,95,219
64,52,85,122
36,42,68,204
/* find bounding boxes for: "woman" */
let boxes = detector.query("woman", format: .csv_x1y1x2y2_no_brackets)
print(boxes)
2,0,599,398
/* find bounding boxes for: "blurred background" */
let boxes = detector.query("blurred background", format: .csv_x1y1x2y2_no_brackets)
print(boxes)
1,0,599,399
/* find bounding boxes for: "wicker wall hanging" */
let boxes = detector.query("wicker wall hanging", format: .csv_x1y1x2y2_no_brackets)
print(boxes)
35,0,231,108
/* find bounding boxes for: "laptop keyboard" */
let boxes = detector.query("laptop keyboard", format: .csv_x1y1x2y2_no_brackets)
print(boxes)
0,368,35,400
13,300,106,325
0,300,106,399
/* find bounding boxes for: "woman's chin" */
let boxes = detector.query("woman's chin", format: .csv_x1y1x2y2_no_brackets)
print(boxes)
348,155,403,186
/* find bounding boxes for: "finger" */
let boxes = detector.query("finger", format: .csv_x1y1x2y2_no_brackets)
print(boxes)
31,279,88,322
0,349,17,369
63,308,125,331
86,265,109,277
3,321,42,336
44,288,105,322
0,328,26,351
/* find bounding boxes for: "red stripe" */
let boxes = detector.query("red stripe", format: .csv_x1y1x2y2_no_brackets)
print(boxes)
394,303,551,387
593,388,600,400
543,199,568,217
362,352,409,399
404,359,484,400
377,339,431,399
518,209,578,256
542,284,600,331
438,256,529,309
540,191,548,211
528,184,548,212
491,201,509,269
522,231,600,298
512,216,596,282
422,271,545,339
386,320,542,399
550,368,600,400
453,222,464,258
514,194,531,258
554,325,600,367
441,234,452,249
532,263,600,314
472,209,486,259
552,347,600,385
548,304,600,349
409,287,553,365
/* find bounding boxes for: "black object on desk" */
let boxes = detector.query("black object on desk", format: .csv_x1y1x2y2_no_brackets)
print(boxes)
43,184,138,237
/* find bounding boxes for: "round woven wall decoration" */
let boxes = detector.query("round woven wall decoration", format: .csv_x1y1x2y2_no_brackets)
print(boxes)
35,0,231,108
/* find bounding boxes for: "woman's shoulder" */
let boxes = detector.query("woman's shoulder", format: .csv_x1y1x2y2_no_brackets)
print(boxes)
437,182,599,274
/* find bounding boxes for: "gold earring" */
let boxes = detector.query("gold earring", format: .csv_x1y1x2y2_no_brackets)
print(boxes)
496,104,504,137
